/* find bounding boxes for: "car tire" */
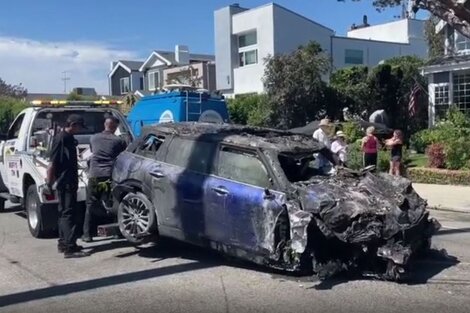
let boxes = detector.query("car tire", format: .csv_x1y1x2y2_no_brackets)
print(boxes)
118,192,157,244
26,184,57,238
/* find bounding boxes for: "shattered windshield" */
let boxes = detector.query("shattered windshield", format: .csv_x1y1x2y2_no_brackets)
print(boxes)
278,153,321,183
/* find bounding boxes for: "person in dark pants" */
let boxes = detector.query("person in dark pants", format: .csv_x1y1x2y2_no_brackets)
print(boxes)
46,114,89,258
361,126,381,168
82,116,127,242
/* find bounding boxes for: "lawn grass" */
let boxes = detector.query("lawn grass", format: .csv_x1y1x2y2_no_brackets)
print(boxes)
408,153,427,168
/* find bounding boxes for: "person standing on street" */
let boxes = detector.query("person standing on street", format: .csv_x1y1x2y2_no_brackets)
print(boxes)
82,116,127,242
46,114,89,258
361,126,381,168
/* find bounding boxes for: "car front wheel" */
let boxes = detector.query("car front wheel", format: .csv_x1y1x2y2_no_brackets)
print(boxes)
118,192,157,244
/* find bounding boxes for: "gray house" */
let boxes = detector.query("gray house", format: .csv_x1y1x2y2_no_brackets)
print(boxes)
422,16,470,126
108,60,144,96
139,45,215,94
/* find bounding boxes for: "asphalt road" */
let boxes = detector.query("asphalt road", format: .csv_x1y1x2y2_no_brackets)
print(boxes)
0,204,470,313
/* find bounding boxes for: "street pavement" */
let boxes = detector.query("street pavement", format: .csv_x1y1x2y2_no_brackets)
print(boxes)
0,204,470,313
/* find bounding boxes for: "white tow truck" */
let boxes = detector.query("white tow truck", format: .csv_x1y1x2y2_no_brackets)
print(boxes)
0,100,133,238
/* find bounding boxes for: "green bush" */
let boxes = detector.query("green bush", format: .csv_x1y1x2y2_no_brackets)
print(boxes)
342,122,363,143
227,94,270,126
0,96,28,133
444,138,470,170
408,167,470,186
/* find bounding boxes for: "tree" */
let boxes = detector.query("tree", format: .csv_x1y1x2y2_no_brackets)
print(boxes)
341,0,470,39
330,56,427,138
425,16,445,59
0,97,28,133
263,41,336,129
330,66,370,118
66,90,99,101
166,65,203,88
0,78,27,99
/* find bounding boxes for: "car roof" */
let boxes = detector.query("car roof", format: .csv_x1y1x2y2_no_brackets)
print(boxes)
141,122,323,153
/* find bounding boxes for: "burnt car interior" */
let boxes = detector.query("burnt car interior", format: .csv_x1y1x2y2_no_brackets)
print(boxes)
278,152,323,183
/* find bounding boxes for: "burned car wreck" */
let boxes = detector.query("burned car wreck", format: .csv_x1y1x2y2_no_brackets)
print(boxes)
111,122,439,281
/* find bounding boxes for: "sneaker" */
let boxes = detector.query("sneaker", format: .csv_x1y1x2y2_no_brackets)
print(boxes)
58,245,84,253
64,250,90,259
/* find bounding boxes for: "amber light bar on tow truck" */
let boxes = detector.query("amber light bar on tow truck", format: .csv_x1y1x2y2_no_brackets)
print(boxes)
31,100,123,106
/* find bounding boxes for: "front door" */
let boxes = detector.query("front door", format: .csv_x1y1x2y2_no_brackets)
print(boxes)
2,113,26,195
159,137,217,240
213,146,283,253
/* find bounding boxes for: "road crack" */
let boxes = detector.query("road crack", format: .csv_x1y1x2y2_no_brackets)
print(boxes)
220,275,229,313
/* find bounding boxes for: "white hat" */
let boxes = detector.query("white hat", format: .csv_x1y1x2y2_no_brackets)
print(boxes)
336,130,346,137
319,119,330,126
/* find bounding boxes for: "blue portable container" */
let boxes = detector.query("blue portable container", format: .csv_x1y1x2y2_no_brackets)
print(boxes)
127,87,230,136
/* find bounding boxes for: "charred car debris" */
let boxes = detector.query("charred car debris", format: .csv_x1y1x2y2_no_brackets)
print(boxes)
111,122,440,282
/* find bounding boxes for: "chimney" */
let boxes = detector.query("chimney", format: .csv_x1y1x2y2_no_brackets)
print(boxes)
363,15,369,26
175,45,190,65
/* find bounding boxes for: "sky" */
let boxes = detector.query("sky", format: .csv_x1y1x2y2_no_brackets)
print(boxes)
0,0,422,94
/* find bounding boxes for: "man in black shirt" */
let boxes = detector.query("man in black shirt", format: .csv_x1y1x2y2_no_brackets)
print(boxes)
47,114,89,258
82,116,127,242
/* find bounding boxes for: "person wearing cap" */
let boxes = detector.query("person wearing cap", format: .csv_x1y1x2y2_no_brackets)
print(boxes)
331,131,348,167
46,114,89,258
82,116,127,243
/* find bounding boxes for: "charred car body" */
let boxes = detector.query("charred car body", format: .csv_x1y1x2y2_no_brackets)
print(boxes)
112,123,439,281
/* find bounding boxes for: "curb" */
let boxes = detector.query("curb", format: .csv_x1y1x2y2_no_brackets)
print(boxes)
428,206,470,214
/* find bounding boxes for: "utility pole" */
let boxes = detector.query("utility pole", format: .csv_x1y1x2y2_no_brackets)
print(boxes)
61,71,71,93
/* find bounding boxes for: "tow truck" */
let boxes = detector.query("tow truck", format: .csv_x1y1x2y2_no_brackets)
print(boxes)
0,100,133,238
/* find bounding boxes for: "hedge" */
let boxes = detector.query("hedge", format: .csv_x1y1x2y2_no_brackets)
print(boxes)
408,167,470,186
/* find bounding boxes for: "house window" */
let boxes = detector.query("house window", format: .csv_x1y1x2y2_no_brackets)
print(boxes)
120,77,130,94
148,71,160,91
239,50,258,67
434,84,450,120
455,32,470,55
238,31,257,48
345,49,364,65
453,72,470,113
139,77,144,90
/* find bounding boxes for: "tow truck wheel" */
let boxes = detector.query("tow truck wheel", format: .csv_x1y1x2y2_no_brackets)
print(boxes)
118,192,157,244
26,185,56,238
0,198,5,212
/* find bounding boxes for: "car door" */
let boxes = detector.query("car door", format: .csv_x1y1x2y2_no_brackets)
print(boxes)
212,145,283,253
2,113,26,195
157,137,217,240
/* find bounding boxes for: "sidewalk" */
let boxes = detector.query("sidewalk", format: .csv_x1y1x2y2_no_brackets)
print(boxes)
413,183,470,213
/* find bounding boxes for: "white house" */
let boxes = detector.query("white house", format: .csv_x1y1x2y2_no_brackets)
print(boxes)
421,18,470,126
214,3,427,96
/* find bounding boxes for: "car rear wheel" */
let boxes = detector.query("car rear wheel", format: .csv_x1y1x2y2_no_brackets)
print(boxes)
118,192,157,244
26,184,57,238
0,198,5,212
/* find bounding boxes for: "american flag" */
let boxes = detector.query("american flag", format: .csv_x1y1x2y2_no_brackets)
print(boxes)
408,83,421,117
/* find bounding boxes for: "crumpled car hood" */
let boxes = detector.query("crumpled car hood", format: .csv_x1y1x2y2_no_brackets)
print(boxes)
293,172,440,280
